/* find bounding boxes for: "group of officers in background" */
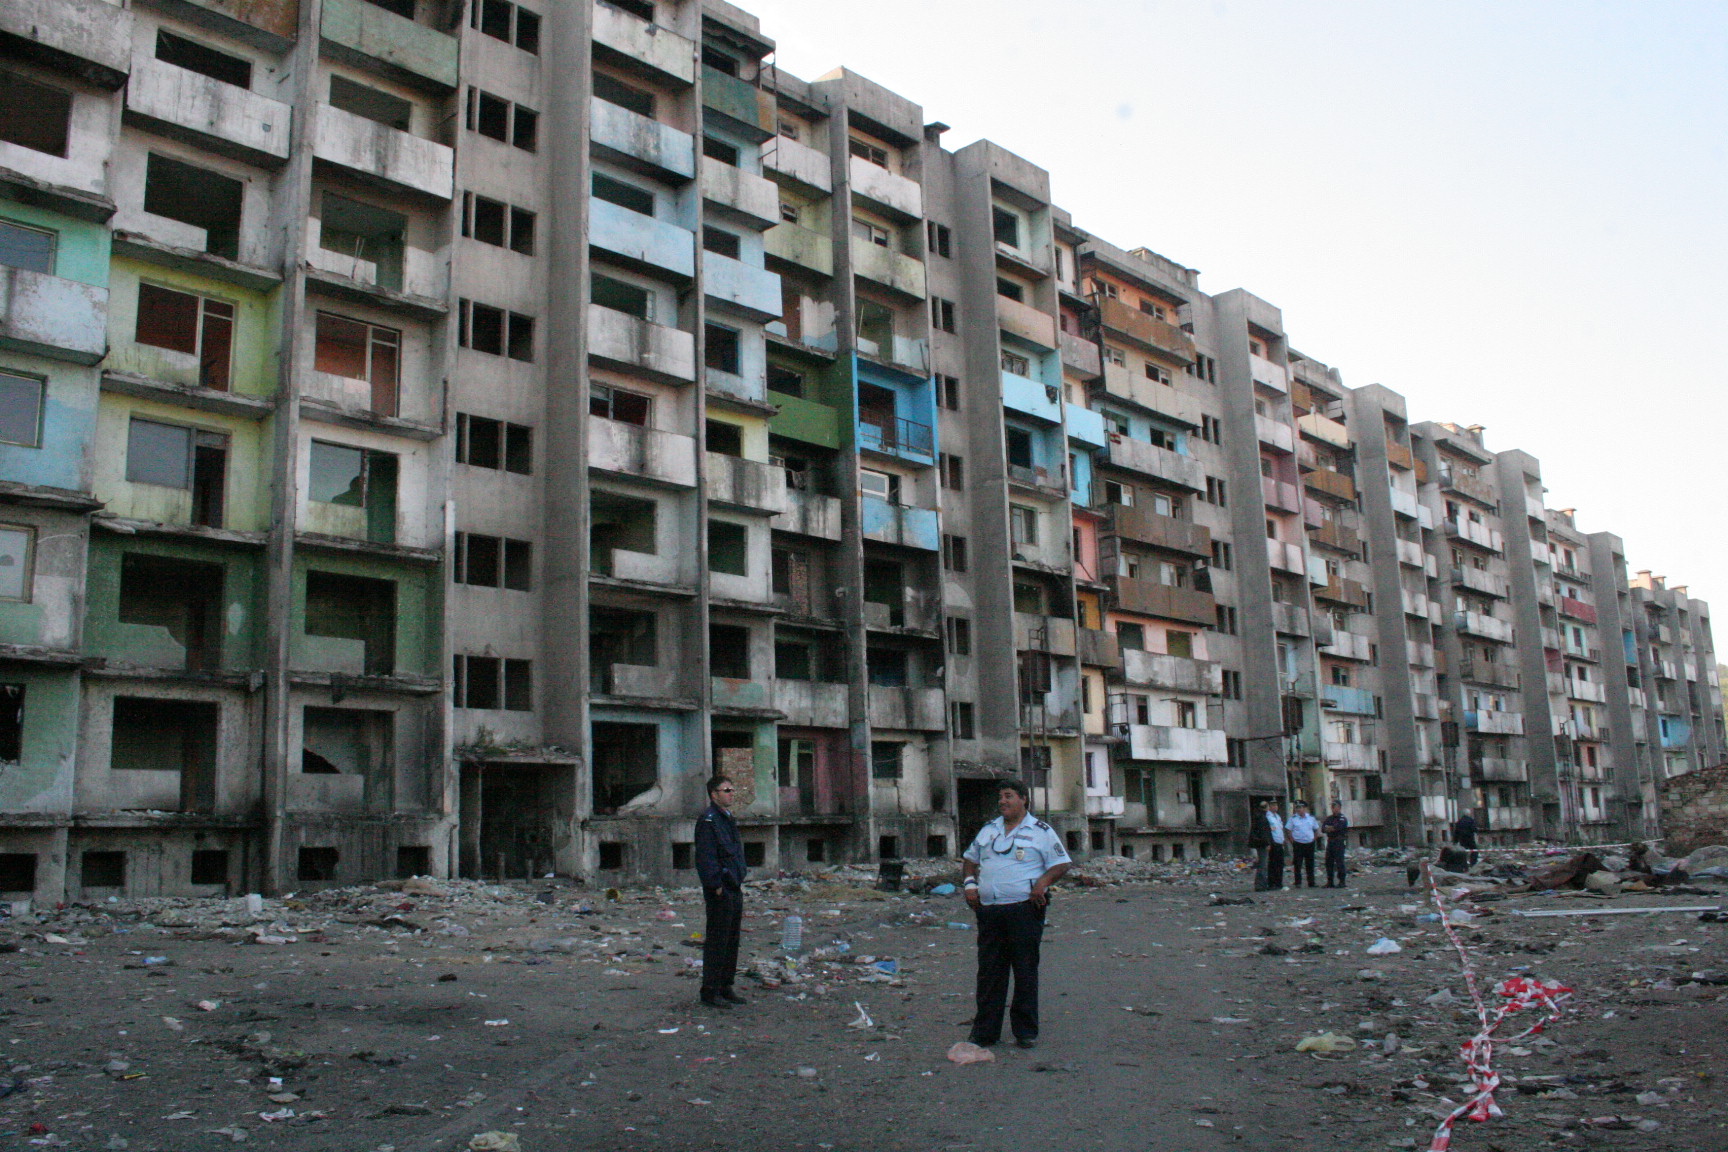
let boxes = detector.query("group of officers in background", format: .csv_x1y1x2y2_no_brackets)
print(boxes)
1250,798,1354,889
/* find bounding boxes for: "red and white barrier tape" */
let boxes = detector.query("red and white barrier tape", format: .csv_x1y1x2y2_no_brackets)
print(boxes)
1420,860,1573,1151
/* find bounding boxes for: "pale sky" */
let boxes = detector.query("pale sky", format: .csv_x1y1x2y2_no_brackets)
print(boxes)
742,0,1728,613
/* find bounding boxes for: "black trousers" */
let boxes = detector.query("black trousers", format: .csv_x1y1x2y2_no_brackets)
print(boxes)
701,887,743,994
971,899,1046,1044
1325,842,1348,887
1253,845,1269,890
1291,841,1317,886
1266,843,1285,889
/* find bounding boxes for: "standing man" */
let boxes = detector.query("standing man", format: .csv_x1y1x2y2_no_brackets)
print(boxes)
1249,799,1273,891
693,774,747,1009
962,780,1070,1050
1287,801,1320,887
1264,801,1287,891
1321,801,1351,888
1452,810,1479,868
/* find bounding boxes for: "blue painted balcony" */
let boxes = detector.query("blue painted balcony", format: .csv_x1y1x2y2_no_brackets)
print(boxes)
591,97,697,181
861,496,939,551
1321,684,1376,715
857,415,934,464
704,252,780,320
1001,370,1061,423
1065,403,1108,448
0,266,108,364
589,198,695,279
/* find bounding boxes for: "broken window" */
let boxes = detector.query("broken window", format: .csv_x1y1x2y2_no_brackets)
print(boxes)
590,491,657,575
472,0,540,51
705,324,740,373
135,284,234,390
702,46,739,75
0,683,22,761
307,441,397,540
591,720,658,814
314,312,400,415
848,137,888,168
866,647,907,687
318,192,408,289
992,206,1021,248
767,363,804,399
710,624,751,679
462,191,535,255
456,413,532,473
329,74,411,131
452,655,532,710
0,527,32,601
870,741,903,780
1013,580,1045,614
705,419,742,456
593,70,654,117
190,848,228,885
143,154,244,260
301,706,390,782
702,135,741,166
82,850,126,888
1010,504,1039,547
0,851,37,892
466,87,537,150
297,846,339,882
0,370,44,447
0,70,72,157
590,385,652,425
118,553,224,670
0,219,55,274
774,640,811,680
592,172,654,215
589,606,657,691
702,225,741,258
708,520,747,576
459,299,535,361
855,299,894,352
155,30,252,88
453,532,532,590
1005,426,1034,469
591,271,649,318
109,696,218,811
305,570,397,675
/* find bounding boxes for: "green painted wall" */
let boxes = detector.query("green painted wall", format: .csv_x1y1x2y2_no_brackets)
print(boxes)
0,667,78,813
0,200,111,287
91,395,275,531
82,536,265,671
104,258,281,401
289,554,440,678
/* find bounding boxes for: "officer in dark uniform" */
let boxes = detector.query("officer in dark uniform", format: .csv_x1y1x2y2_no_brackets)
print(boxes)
694,773,747,1008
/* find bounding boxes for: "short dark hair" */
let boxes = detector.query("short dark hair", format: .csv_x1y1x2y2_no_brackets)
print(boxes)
996,779,1028,801
706,774,731,796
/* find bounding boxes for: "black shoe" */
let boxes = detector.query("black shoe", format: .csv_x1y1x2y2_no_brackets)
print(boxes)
700,992,734,1009
967,1036,997,1048
1015,1037,1037,1049
720,989,747,1005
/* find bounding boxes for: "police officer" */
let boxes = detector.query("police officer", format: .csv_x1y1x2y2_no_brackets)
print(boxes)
962,780,1071,1049
693,773,747,1009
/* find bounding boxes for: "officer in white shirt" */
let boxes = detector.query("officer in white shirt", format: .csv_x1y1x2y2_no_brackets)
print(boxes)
1285,801,1322,888
961,780,1071,1049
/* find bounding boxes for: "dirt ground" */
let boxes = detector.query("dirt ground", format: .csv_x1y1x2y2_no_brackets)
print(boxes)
2,861,1725,1152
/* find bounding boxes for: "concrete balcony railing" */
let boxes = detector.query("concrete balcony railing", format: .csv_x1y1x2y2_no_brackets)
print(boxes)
774,679,848,728
1267,538,1308,576
1014,614,1077,657
591,0,696,84
761,134,831,192
125,55,292,164
1110,576,1215,625
2,0,132,88
848,156,921,219
588,417,696,487
1271,602,1310,637
590,198,695,279
1104,506,1210,556
1002,371,1062,424
1065,403,1108,449
1459,656,1519,689
1453,564,1510,598
1322,684,1376,715
1408,641,1435,667
1472,757,1528,782
1339,799,1385,826
1098,297,1194,362
1390,488,1421,521
701,158,780,229
1439,467,1497,507
0,266,108,365
1084,794,1127,818
1413,693,1441,719
764,222,833,276
601,663,684,701
1308,518,1361,556
1104,434,1205,490
321,0,459,90
704,252,781,320
1627,687,1647,710
867,685,946,731
1402,589,1432,618
1260,476,1302,513
1121,649,1221,694
587,303,696,383
1321,630,1374,661
1455,611,1514,643
851,239,926,299
711,675,773,712
1567,678,1607,703
1100,363,1204,425
1323,741,1376,771
996,294,1057,349
776,487,842,542
305,220,445,303
1445,517,1505,553
702,65,776,141
1078,627,1121,669
1059,329,1101,378
1254,413,1294,452
1386,441,1415,471
312,102,453,199
705,452,788,515
1466,709,1525,735
1249,352,1287,393
861,496,939,551
1304,467,1356,502
1558,595,1598,624
1297,412,1351,449
1116,723,1227,763
864,588,941,634
1483,805,1533,832
591,97,696,181
1537,581,1556,605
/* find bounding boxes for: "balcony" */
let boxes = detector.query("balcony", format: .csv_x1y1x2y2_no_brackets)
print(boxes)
1249,352,1287,393
1339,799,1386,826
1104,506,1210,556
860,496,939,550
320,0,458,90
996,295,1057,349
867,685,945,731
1100,363,1204,425
1563,639,1601,663
1323,741,1376,771
706,452,788,515
1267,539,1307,576
3,0,132,88
589,198,695,279
1439,467,1497,506
1402,589,1432,618
1065,403,1108,449
1121,649,1221,694
1466,709,1525,735
1322,684,1376,715
1103,435,1205,490
992,373,1058,427
587,417,697,487
1385,441,1415,471
702,158,779,228
857,413,934,463
848,157,921,219
851,239,926,299
711,675,774,713
1566,677,1606,703
1627,687,1647,710
1321,630,1374,661
1117,724,1227,763
1659,716,1692,750
312,102,453,199
855,335,928,375
1253,413,1294,452
1308,519,1360,556
702,65,776,141
596,662,683,700
1472,757,1527,782
1110,576,1215,625
1390,488,1421,521
124,55,291,165
591,98,696,181
1455,611,1514,643
1558,595,1598,624
1060,330,1101,378
704,252,781,320
1078,627,1121,669
1482,805,1533,832
0,265,107,365
1305,467,1356,501
1408,641,1435,667
1452,565,1510,598
1084,794,1127,818
1260,476,1301,513
587,303,696,383
1014,614,1077,657
1271,602,1310,637
1297,412,1351,449
765,223,833,276
1460,656,1519,689
1098,298,1194,362
774,679,848,728
1445,517,1505,553
592,0,696,84
778,487,842,541
761,134,831,192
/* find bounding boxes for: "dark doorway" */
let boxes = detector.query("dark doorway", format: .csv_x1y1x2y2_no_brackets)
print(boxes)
474,764,560,880
957,777,1000,850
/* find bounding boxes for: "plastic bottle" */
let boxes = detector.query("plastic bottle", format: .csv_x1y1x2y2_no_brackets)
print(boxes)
780,913,803,954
